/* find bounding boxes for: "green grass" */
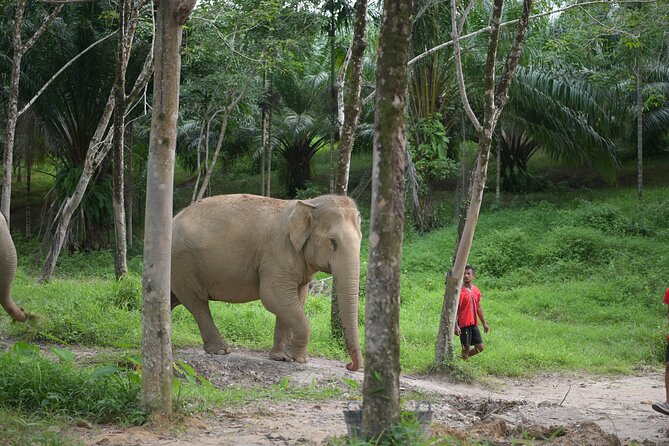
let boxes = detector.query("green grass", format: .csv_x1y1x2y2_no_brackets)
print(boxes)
0,343,147,425
4,184,668,380
2,160,669,445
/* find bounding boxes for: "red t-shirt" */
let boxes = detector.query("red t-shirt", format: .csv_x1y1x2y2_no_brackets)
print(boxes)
457,284,482,328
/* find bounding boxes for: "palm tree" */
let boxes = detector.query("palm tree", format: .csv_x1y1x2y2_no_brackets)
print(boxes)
271,71,330,197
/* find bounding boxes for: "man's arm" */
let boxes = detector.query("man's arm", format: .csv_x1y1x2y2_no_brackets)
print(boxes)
477,302,489,333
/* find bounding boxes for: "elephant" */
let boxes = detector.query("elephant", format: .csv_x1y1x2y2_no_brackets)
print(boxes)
170,194,363,371
0,214,27,322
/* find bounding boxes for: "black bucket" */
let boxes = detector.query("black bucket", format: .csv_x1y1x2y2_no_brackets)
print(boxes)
343,401,433,440
414,400,433,439
343,401,363,439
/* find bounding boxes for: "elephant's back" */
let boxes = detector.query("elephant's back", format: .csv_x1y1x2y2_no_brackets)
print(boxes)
171,194,285,256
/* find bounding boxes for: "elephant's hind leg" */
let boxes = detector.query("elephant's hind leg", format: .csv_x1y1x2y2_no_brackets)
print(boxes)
176,290,231,355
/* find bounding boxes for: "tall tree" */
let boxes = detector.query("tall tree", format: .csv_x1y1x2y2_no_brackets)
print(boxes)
330,0,368,341
39,1,153,281
361,0,412,439
141,0,196,414
1,0,62,225
335,0,368,196
434,0,532,366
112,0,141,278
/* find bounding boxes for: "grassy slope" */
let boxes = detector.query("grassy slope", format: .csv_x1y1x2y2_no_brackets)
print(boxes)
2,152,668,379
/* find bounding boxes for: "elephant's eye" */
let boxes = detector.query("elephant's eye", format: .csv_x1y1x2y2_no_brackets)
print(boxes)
330,238,337,250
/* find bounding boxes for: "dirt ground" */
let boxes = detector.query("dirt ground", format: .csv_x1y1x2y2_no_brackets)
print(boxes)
53,346,669,446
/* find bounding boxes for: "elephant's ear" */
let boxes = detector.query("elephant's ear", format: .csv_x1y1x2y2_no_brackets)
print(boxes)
288,201,316,252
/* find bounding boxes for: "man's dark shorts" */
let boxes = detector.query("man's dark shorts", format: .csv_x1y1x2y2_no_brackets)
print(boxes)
665,343,669,363
460,325,483,346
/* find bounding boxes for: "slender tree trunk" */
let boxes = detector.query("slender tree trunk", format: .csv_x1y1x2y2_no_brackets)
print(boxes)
335,0,368,196
330,0,368,340
126,122,134,249
328,12,337,195
41,96,116,281
636,59,643,200
362,0,412,439
434,0,532,368
496,140,501,202
260,69,267,196
1,0,62,226
112,0,132,279
195,94,242,201
25,148,32,235
141,0,196,415
40,0,150,282
266,104,274,197
190,121,206,203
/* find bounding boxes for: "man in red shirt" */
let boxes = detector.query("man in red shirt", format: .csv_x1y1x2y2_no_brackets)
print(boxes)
652,288,669,415
454,265,489,360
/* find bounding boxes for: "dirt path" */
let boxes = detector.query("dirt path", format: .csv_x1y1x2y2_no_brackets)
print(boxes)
68,347,669,446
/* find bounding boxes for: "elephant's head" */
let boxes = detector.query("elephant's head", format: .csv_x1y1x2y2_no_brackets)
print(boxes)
288,195,363,371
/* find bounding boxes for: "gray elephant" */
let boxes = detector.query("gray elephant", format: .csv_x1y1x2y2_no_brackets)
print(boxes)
171,194,363,371
0,214,27,322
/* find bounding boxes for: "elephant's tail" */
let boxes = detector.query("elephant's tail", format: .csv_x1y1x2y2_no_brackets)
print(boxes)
170,292,181,310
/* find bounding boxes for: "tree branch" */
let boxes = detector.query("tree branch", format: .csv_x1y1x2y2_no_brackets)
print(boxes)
452,0,481,131
408,0,659,66
493,0,532,115
20,4,63,54
19,32,116,117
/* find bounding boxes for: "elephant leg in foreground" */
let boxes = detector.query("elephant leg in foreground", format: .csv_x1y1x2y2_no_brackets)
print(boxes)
264,283,310,363
175,290,231,355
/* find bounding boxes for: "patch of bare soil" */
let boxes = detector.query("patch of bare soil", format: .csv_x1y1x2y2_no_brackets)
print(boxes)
57,347,669,446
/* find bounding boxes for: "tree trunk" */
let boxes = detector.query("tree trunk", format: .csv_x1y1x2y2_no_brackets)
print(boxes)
362,0,412,439
330,0,368,340
260,68,267,196
636,59,643,200
25,150,31,235
112,0,132,279
328,12,337,195
41,96,116,281
266,104,274,197
433,0,532,368
1,0,62,226
40,0,149,282
335,0,368,196
141,0,196,415
195,94,243,201
496,141,501,203
126,122,134,249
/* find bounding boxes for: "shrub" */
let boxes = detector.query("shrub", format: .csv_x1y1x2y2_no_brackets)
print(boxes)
110,275,142,311
577,202,653,236
472,227,532,277
0,343,147,425
538,226,611,266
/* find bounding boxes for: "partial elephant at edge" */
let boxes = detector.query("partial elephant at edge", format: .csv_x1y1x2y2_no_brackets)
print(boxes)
0,213,27,322
170,194,363,371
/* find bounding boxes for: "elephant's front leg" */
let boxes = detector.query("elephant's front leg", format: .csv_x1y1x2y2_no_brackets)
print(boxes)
263,283,310,363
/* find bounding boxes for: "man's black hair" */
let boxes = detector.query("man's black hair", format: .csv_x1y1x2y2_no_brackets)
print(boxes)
465,265,476,273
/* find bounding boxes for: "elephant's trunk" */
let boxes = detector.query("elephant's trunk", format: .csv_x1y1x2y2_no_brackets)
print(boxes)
0,219,26,322
333,260,363,371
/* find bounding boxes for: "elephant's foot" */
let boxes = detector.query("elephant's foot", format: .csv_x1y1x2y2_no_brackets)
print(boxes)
203,339,232,355
269,346,307,364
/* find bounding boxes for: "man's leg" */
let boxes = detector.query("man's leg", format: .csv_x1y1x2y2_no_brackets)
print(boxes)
467,343,484,358
461,344,471,360
665,362,669,403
